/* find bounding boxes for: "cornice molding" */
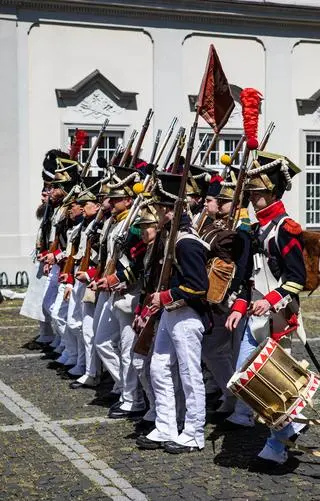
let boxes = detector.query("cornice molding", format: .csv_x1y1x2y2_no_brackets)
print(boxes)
55,69,138,110
2,0,320,29
296,89,320,116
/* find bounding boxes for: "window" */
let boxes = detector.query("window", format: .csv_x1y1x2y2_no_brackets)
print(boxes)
68,129,124,176
306,136,320,228
198,133,243,171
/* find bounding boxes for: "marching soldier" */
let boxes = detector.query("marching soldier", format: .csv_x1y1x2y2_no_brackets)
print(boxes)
224,152,307,469
200,169,253,420
136,172,210,453
93,167,147,418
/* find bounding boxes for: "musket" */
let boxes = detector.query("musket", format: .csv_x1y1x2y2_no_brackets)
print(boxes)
230,134,246,164
192,133,208,165
162,126,185,171
171,128,186,174
134,119,199,356
149,129,162,164
200,132,219,167
227,123,276,229
227,143,250,231
102,169,154,278
110,142,124,166
258,121,275,151
129,108,154,168
36,197,53,254
81,118,109,177
119,130,138,167
154,116,178,166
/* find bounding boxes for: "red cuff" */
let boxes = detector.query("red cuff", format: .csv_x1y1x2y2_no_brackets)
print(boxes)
134,304,142,316
66,273,74,285
159,290,174,306
231,299,248,316
53,249,63,259
141,305,152,319
39,250,48,259
87,267,97,281
264,290,283,307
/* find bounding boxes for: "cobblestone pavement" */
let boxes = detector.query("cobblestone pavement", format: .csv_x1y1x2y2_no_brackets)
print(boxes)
1,300,320,500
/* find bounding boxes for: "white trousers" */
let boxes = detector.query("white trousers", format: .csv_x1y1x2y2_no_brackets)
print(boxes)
82,300,99,377
51,283,68,337
148,307,205,448
42,264,59,320
132,342,156,422
66,279,86,369
20,261,48,322
95,293,143,411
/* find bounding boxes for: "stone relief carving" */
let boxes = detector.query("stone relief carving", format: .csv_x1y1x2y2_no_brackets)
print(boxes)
73,89,124,119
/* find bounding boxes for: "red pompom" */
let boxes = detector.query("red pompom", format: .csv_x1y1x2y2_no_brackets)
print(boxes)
240,88,263,147
246,137,259,150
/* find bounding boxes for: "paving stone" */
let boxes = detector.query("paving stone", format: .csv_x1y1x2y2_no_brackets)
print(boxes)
1,299,320,501
0,429,112,501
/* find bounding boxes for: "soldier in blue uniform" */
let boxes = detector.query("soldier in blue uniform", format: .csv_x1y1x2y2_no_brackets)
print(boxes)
224,151,307,469
136,172,210,453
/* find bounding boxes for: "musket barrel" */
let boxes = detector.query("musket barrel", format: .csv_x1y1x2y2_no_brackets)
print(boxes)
129,108,154,168
230,134,246,163
200,132,218,167
149,129,162,163
162,126,184,171
81,118,109,177
192,133,208,164
154,116,178,166
119,130,138,166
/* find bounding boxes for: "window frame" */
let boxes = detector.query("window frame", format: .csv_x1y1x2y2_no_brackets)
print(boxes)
197,127,244,172
304,131,320,230
63,123,129,176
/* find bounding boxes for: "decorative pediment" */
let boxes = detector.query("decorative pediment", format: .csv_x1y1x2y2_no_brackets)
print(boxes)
55,69,138,110
296,89,320,116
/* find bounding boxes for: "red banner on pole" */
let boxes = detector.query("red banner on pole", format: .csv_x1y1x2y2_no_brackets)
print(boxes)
197,44,235,133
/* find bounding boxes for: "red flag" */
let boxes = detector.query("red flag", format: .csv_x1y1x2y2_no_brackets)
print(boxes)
197,44,235,133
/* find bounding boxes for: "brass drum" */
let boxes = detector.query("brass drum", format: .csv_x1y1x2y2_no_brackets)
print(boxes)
227,337,320,429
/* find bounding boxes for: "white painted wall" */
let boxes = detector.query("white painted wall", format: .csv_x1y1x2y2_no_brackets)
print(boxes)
1,2,320,280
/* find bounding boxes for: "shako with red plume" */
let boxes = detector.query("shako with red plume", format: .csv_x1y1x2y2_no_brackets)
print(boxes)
240,88,263,151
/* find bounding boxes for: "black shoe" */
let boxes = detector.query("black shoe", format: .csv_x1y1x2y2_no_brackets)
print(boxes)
207,411,233,425
69,381,97,390
42,352,59,361
47,360,63,370
108,407,145,419
164,441,201,454
135,419,155,436
136,435,165,450
59,371,79,380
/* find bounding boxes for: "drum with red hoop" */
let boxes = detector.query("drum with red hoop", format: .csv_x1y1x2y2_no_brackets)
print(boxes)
227,337,320,429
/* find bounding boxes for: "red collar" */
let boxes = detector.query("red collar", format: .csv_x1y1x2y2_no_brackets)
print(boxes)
256,200,286,226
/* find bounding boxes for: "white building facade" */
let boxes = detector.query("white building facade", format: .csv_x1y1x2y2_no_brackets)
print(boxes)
1,0,320,278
